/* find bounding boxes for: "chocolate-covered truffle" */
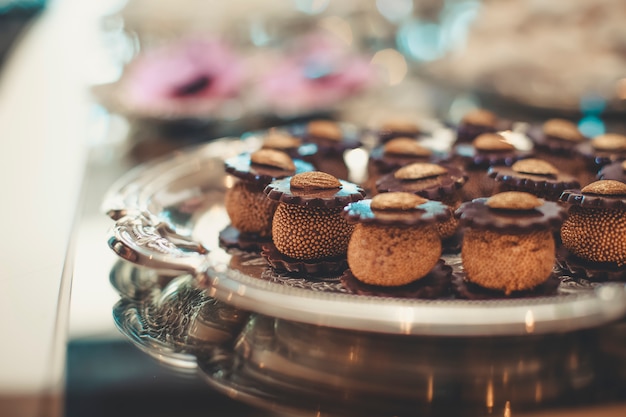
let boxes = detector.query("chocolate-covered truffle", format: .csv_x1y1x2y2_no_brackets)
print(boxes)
455,108,510,144
376,162,467,246
343,192,450,287
560,180,626,268
576,133,626,187
454,132,533,200
456,192,566,295
291,119,362,180
526,118,588,182
366,137,444,194
260,129,303,159
264,171,365,265
488,158,580,201
376,118,421,143
223,149,313,242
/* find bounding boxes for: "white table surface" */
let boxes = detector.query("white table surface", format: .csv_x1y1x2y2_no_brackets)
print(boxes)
0,0,123,400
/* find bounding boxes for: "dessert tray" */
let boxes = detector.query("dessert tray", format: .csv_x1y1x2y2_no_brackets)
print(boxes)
104,135,626,337
109,259,626,417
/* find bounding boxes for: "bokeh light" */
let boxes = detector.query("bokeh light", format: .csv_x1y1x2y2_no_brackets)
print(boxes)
376,0,414,23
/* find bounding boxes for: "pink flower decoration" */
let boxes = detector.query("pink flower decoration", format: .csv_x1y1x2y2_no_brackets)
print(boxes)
257,33,375,113
125,38,244,107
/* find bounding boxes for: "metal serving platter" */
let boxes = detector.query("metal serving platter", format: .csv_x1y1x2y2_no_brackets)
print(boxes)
103,135,626,336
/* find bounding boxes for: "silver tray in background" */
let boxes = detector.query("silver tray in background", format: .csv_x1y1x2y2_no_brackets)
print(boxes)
103,135,626,336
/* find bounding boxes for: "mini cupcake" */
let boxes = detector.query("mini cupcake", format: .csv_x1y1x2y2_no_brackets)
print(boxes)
366,137,444,194
558,180,626,281
526,118,588,181
598,160,626,182
340,192,452,298
455,108,510,144
456,192,567,297
576,133,626,187
375,118,421,144
454,132,533,201
488,158,580,201
291,119,362,180
221,149,313,250
262,171,366,274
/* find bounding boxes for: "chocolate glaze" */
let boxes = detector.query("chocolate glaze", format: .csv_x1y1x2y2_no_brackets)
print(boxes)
224,153,314,184
368,145,447,173
343,199,451,226
376,128,420,144
556,246,626,282
456,119,512,144
527,124,588,154
340,260,452,299
264,177,366,208
576,141,626,169
488,165,580,201
289,122,362,154
375,164,467,200
452,273,560,300
218,225,270,252
454,144,533,169
456,198,567,233
261,242,348,276
598,160,626,182
559,189,626,210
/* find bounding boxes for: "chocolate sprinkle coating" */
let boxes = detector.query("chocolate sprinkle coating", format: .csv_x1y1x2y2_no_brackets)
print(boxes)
559,189,626,210
261,242,348,275
265,177,366,208
376,164,467,200
218,225,270,252
343,199,451,226
488,165,580,200
456,198,567,233
452,273,560,300
225,153,314,184
340,261,452,299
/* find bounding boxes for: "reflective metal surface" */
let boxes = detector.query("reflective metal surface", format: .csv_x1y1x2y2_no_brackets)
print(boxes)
111,261,626,417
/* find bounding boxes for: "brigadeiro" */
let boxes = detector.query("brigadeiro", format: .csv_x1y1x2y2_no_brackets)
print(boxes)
526,118,588,182
454,132,533,201
221,149,313,251
376,161,467,252
292,119,362,180
488,158,580,201
455,108,511,144
558,180,626,281
374,118,421,144
575,132,626,187
455,191,567,298
365,137,445,195
262,171,365,275
340,192,452,298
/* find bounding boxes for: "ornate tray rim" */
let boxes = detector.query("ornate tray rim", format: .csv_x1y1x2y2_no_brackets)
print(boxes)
104,136,626,336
